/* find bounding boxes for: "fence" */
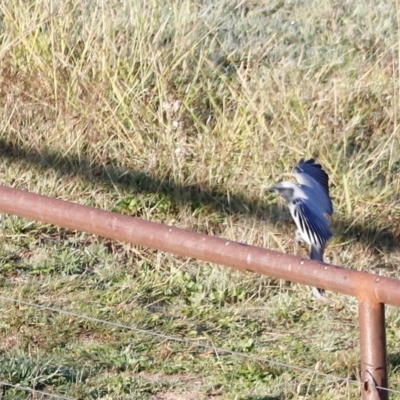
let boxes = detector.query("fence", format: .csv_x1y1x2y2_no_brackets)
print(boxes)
0,183,397,400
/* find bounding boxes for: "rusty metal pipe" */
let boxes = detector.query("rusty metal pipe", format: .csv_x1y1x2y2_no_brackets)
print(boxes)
0,185,398,307
359,300,387,400
0,184,396,396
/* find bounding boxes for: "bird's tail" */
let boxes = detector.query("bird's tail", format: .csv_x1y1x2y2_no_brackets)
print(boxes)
310,245,324,261
310,245,325,297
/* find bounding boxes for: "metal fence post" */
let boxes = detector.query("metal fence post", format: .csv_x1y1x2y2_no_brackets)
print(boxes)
358,300,388,400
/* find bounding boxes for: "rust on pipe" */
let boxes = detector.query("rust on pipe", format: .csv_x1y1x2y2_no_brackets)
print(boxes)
358,300,388,400
0,184,399,307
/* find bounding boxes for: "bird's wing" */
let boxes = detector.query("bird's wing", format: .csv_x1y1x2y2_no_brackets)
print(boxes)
294,159,330,196
290,197,332,247
294,159,333,216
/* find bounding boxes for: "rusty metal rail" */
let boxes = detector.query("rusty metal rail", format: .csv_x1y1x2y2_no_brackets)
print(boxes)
0,184,395,399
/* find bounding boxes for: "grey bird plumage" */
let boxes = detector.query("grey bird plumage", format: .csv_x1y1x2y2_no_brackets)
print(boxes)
268,159,333,298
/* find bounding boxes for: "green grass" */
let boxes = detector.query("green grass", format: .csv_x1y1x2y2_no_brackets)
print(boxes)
0,0,400,398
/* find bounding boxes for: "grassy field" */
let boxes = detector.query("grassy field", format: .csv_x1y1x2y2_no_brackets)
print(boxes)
0,0,400,398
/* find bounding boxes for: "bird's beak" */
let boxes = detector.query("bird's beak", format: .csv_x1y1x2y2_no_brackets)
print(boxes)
265,186,276,193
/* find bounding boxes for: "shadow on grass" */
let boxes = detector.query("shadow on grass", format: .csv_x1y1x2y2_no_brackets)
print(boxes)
0,138,398,253
388,352,400,369
0,354,89,391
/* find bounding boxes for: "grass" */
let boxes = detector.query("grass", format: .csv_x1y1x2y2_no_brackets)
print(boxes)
0,0,399,398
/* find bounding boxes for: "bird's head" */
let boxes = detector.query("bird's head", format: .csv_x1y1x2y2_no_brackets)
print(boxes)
266,181,296,202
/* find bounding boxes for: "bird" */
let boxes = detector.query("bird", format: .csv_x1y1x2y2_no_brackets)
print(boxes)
267,159,333,298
